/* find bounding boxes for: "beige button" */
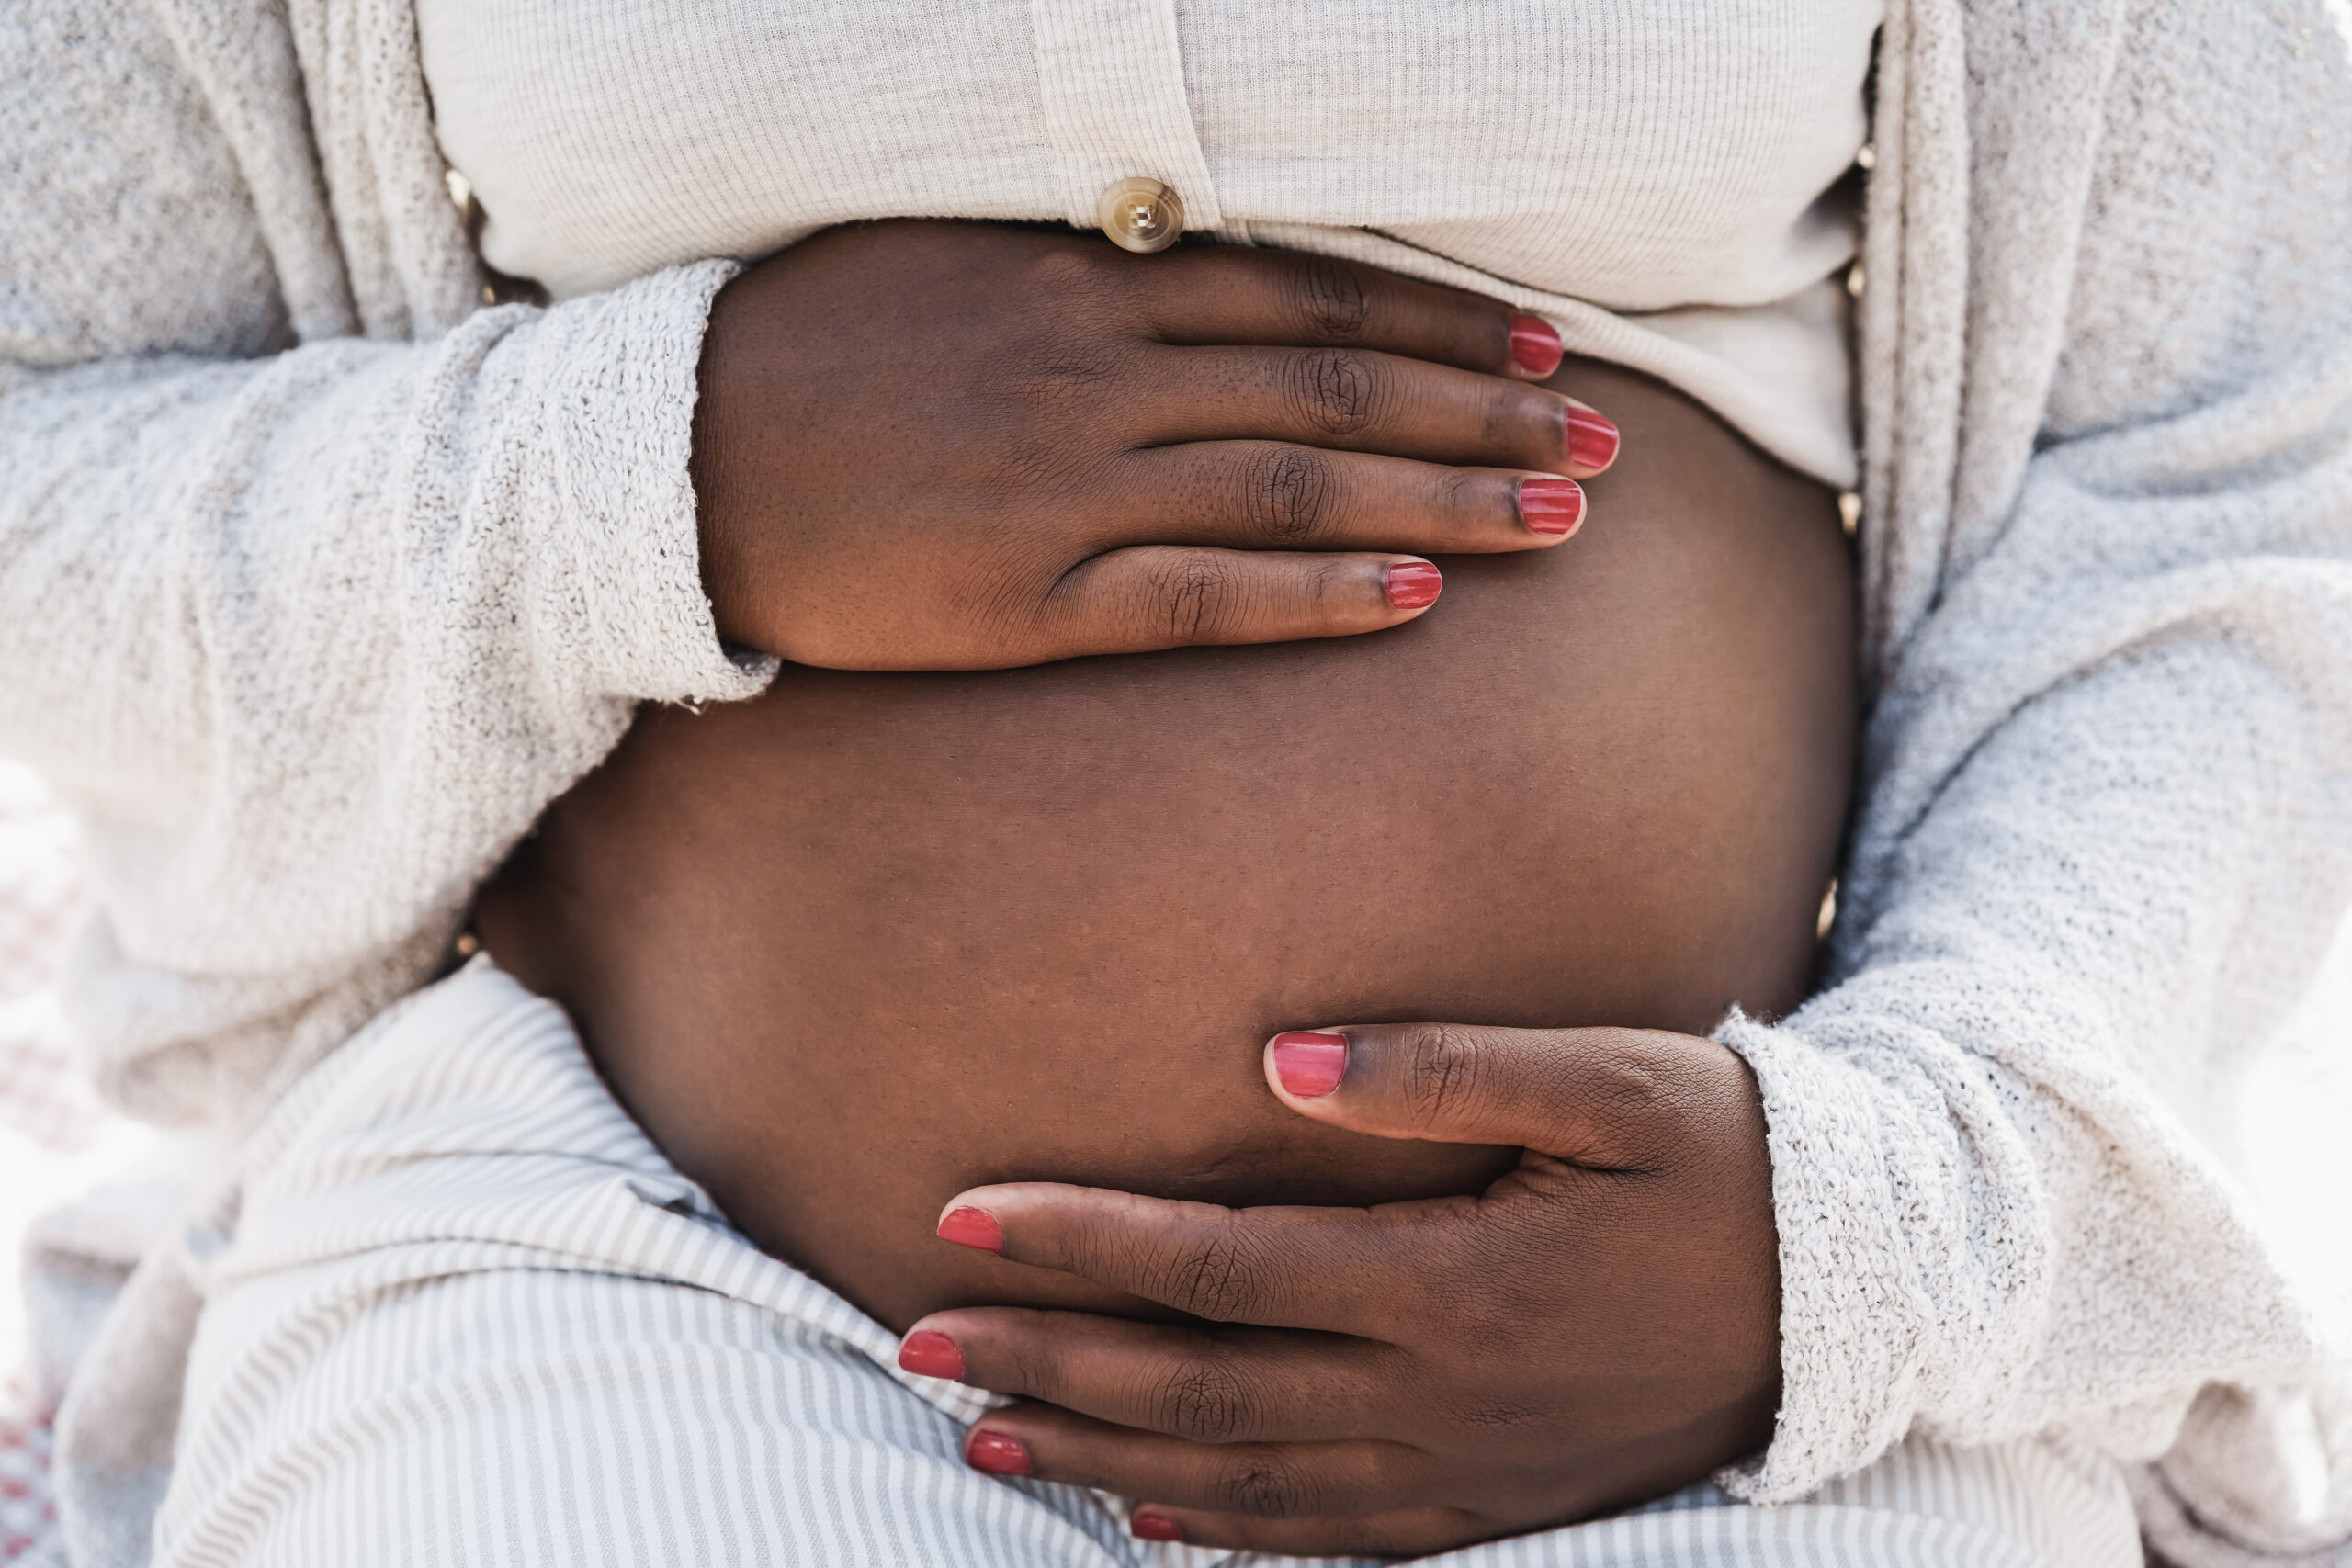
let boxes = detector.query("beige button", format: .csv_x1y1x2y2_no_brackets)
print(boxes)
1098,177,1184,254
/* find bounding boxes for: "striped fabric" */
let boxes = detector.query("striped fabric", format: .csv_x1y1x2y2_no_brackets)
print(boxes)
154,961,2145,1567
0,759,96,1568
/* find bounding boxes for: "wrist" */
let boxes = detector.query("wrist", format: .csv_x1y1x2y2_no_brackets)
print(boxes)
546,258,766,700
689,267,771,654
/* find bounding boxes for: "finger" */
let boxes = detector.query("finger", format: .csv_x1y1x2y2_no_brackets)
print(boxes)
1041,545,1444,656
931,1181,1467,1335
1106,444,1583,555
1132,245,1566,383
1263,1024,1758,1168
954,1402,1428,1520
1134,344,1618,478
1123,1502,1484,1557
899,1308,1387,1443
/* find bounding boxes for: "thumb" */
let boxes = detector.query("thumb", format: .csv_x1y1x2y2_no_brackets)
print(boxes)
1262,1023,1749,1168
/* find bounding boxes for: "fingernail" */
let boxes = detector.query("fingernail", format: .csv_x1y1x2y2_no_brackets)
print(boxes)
937,1206,1004,1253
898,1329,965,1381
1385,560,1442,611
1131,1510,1184,1542
967,1429,1032,1476
1566,408,1621,472
1518,477,1585,536
1509,314,1564,377
1271,1032,1348,1098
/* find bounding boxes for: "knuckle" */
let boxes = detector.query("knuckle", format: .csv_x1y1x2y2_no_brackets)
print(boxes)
1212,1450,1314,1518
966,439,1090,504
1287,254,1374,343
1286,348,1382,437
1433,465,1485,529
1156,1224,1270,1320
1023,245,1130,314
1443,1264,1536,1346
1298,552,1357,619
1012,336,1134,412
1239,445,1337,547
1581,1032,1683,1134
1147,553,1247,643
1446,1395,1551,1433
1476,372,1565,449
1156,1356,1256,1443
1399,1023,1485,1134
1484,382,1543,445
995,1327,1067,1401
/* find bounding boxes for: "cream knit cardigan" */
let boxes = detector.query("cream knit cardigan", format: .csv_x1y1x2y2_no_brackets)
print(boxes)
4,1,2351,1563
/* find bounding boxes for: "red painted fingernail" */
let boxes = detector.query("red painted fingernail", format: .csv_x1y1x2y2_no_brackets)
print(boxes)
1566,408,1621,472
1385,561,1442,611
1518,477,1585,536
1271,1032,1348,1098
967,1429,1032,1476
937,1206,1004,1253
1509,314,1564,377
1131,1510,1184,1542
898,1329,965,1381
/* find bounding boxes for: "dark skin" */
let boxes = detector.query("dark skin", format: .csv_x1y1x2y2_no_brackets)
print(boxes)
688,220,1616,668
480,221,1853,1558
919,1021,1782,1554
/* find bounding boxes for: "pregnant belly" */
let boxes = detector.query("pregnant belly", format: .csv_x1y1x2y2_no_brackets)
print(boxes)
475,357,1855,1333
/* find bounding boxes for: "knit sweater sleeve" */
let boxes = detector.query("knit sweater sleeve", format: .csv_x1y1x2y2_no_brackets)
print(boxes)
0,0,770,1121
1715,5,2352,1558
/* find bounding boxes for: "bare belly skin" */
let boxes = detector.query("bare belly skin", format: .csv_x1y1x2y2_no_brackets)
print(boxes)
476,355,1856,1333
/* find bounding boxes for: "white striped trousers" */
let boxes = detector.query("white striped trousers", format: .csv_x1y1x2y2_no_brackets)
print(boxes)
155,961,2145,1567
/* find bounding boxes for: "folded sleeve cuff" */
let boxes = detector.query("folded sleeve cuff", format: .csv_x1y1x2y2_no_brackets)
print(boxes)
533,257,777,705
1711,1004,1944,1503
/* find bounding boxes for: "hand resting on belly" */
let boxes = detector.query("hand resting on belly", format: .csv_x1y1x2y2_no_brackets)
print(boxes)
476,352,1855,1335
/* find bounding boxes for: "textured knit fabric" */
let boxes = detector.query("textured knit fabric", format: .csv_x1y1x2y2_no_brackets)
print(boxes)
0,2,772,1129
2,1,2350,1566
416,0,1879,489
153,959,2146,1568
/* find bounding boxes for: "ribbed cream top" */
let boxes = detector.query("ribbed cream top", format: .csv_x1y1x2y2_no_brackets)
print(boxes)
417,0,1883,486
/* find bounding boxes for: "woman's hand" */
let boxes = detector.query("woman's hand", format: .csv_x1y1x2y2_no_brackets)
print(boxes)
898,1023,1781,1556
693,221,1618,669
